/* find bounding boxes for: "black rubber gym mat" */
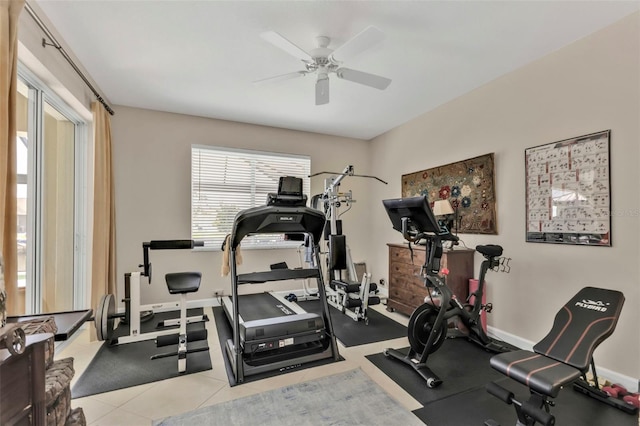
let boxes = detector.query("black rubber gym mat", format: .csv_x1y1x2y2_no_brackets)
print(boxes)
213,306,343,387
412,376,640,426
72,309,211,398
297,300,406,347
365,338,507,405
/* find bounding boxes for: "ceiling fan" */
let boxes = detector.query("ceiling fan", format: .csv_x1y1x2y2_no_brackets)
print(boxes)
255,26,392,105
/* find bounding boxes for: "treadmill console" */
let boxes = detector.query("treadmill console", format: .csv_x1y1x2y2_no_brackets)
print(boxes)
267,176,308,207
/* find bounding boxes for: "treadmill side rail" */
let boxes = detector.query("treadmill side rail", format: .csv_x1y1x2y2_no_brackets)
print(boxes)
237,268,320,284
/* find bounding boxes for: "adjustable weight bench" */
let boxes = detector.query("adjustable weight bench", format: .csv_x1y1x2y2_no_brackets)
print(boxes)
486,286,635,426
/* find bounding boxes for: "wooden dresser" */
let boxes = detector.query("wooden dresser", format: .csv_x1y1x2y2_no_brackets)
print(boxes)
0,333,50,425
387,243,474,316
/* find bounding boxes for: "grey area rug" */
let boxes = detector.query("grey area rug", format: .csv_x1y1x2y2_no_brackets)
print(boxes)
153,368,424,426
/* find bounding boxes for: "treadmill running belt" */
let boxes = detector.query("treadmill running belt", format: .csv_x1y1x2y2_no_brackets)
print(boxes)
234,293,296,321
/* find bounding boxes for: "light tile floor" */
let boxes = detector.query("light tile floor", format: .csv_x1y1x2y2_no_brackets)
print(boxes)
57,304,421,425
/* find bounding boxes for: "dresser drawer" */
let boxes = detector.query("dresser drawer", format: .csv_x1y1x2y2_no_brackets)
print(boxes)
387,243,474,315
389,245,425,265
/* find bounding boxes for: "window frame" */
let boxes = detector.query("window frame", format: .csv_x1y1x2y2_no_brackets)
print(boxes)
191,145,311,251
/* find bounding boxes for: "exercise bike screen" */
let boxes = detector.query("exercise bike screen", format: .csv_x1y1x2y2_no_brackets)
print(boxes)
383,196,440,235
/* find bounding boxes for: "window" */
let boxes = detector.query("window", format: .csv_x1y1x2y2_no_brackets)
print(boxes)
17,66,87,315
191,145,311,249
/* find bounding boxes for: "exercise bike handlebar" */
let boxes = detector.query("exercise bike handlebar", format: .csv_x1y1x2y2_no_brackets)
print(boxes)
401,218,459,245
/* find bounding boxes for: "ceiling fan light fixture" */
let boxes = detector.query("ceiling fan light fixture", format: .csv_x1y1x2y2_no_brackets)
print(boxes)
315,75,330,106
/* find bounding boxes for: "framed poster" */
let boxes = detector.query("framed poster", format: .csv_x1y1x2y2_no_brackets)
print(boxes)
401,153,497,234
525,130,611,246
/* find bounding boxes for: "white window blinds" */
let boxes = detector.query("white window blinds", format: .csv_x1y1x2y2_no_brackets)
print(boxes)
191,145,311,249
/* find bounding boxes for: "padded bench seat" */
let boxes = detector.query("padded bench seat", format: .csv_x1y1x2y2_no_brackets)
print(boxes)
490,350,581,398
331,280,361,293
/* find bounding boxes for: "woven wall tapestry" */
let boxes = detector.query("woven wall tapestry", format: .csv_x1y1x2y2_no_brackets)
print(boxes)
401,153,497,234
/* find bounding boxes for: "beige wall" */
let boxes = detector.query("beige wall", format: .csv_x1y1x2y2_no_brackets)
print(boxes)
368,13,640,380
110,106,372,305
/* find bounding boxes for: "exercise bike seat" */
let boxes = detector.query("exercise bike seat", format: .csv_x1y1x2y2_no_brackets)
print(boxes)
489,287,624,398
476,244,503,258
165,272,202,294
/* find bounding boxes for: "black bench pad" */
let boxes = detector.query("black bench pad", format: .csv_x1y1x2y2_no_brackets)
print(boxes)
166,272,202,294
490,349,582,398
331,280,360,293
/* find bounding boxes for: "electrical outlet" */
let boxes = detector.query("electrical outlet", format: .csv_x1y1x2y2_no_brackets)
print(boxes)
213,289,224,297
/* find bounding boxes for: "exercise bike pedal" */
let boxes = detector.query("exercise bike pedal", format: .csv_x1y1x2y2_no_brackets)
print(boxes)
483,339,513,353
483,303,493,313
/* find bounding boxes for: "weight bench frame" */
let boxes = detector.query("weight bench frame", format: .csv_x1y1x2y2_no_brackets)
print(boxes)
486,286,635,426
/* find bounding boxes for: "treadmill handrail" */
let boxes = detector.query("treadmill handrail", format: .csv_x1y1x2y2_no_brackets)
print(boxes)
237,268,320,284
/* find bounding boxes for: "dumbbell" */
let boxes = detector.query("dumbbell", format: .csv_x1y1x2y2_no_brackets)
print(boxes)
602,383,628,398
623,393,640,409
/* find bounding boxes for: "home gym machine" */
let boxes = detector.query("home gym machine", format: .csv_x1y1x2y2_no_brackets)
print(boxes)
485,287,635,425
310,165,387,323
382,196,510,388
224,177,340,384
95,240,208,346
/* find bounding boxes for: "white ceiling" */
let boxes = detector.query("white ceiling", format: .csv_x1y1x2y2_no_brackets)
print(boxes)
34,1,639,140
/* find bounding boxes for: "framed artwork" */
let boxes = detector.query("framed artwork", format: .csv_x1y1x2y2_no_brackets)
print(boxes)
401,153,497,234
525,130,611,246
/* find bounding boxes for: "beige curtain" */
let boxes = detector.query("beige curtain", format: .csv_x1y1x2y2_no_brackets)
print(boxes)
91,101,116,329
0,0,25,317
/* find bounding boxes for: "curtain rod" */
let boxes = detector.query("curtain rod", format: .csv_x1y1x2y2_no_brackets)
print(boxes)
24,2,115,115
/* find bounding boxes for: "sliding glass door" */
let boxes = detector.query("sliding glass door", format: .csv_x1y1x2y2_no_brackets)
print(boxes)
16,67,87,315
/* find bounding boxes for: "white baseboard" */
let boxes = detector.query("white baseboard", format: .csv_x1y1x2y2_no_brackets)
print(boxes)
488,326,639,393
487,325,535,351
187,297,221,308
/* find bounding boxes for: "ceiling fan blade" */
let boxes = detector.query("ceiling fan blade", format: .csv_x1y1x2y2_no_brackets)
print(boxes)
260,31,313,61
330,26,385,63
253,71,307,86
336,68,391,90
316,76,330,105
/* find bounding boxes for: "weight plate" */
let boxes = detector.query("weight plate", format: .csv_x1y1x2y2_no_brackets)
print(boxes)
96,294,115,342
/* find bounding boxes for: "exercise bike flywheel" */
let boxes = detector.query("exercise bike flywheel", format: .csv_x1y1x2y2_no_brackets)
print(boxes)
408,303,447,355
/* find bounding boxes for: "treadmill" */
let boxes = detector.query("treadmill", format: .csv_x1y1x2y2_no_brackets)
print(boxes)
221,292,325,357
224,177,340,384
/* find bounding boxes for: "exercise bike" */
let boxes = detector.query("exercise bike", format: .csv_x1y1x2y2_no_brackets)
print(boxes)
382,196,510,388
